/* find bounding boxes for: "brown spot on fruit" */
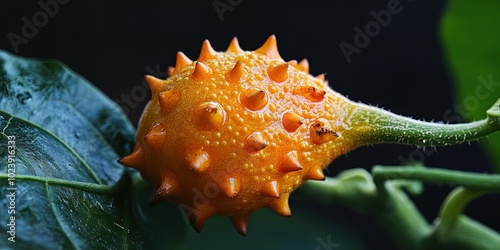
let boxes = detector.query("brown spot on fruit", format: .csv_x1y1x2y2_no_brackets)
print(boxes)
310,120,339,144
294,86,326,102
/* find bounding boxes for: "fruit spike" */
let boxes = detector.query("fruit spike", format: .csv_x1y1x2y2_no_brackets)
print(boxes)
240,88,268,111
192,102,226,131
279,150,303,172
268,63,289,83
150,175,180,206
315,74,325,81
219,176,241,198
298,59,309,73
281,112,303,133
244,132,268,153
173,52,192,73
226,61,245,83
144,124,168,151
226,37,244,53
185,148,210,172
198,39,219,62
189,206,217,232
287,59,309,73
268,193,291,216
118,146,144,169
158,89,180,113
167,67,174,77
261,180,280,198
230,214,249,236
145,75,164,96
192,61,212,79
304,167,326,181
120,35,499,235
255,35,281,59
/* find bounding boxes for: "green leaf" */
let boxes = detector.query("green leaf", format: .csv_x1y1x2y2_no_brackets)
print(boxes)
180,201,364,250
440,0,500,170
0,50,152,249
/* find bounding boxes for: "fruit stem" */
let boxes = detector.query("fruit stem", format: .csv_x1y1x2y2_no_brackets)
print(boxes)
433,187,486,240
372,166,500,191
345,98,500,147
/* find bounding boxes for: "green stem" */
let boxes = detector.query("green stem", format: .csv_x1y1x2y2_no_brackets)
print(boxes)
433,215,500,249
435,187,485,239
0,171,130,194
373,166,500,191
373,165,500,248
373,182,430,250
297,169,377,212
301,166,500,249
346,98,500,146
297,169,430,249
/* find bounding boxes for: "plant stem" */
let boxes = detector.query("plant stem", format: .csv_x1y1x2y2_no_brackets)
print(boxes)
373,182,430,250
434,187,485,239
298,169,430,249
373,166,500,191
297,169,377,212
301,165,500,249
373,165,500,248
0,169,130,194
346,98,500,147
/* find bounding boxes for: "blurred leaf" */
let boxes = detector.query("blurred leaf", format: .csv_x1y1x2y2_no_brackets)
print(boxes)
0,50,152,249
130,172,188,249
179,199,365,250
440,0,500,170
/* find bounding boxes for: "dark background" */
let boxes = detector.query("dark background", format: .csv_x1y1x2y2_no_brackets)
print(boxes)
1,0,498,249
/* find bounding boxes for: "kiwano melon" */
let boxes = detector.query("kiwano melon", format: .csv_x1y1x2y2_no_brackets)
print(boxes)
120,35,487,235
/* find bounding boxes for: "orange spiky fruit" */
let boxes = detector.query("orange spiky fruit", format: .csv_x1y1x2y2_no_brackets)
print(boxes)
119,35,365,235
119,35,499,235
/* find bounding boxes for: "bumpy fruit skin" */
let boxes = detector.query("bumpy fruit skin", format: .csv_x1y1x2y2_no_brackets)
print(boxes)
120,35,363,235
